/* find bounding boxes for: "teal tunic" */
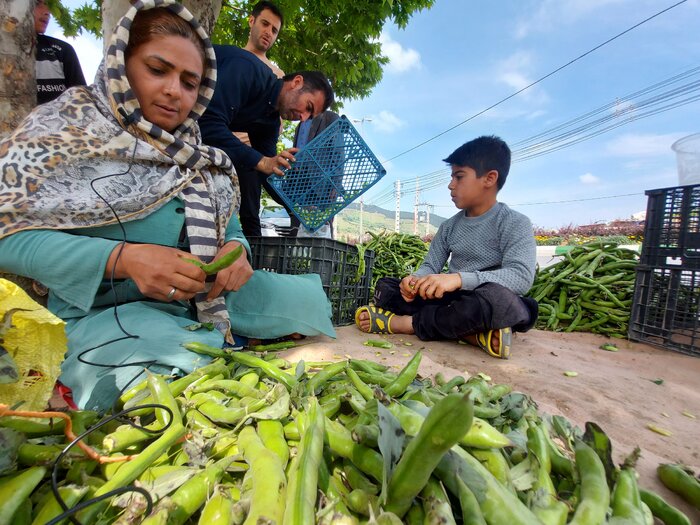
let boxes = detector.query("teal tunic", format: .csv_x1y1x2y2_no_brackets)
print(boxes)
0,199,334,410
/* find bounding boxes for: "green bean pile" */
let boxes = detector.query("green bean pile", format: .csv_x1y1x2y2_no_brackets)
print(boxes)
0,344,693,524
527,242,639,338
359,232,429,295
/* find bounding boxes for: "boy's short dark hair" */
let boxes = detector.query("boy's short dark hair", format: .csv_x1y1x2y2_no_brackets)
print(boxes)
283,70,335,111
251,1,284,29
443,135,511,190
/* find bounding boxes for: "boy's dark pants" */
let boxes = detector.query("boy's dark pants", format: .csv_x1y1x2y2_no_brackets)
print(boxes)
373,277,538,341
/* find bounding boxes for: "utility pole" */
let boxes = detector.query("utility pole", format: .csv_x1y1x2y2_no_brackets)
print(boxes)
352,117,373,134
413,177,419,235
417,202,433,236
359,196,364,241
352,117,372,241
394,179,401,233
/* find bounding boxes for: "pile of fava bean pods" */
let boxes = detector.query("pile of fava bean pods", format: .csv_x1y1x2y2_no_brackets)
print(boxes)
526,242,639,338
358,232,430,295
0,344,694,525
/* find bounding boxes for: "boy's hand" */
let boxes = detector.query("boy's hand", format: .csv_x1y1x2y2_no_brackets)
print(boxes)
399,275,418,302
413,273,462,300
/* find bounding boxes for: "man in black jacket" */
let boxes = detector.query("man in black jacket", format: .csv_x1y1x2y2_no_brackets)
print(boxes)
199,45,333,238
34,0,86,105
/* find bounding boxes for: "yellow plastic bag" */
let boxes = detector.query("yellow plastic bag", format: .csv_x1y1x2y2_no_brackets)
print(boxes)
0,279,67,410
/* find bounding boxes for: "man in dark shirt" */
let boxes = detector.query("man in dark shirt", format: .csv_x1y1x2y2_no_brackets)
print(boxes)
198,45,333,238
34,0,86,105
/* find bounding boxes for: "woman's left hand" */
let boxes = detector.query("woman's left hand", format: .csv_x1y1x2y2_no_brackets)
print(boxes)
206,241,253,300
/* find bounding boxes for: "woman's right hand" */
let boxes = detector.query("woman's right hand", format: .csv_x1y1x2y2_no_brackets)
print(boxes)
105,243,206,302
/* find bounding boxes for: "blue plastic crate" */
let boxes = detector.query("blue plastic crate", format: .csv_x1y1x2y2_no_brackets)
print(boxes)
267,115,386,232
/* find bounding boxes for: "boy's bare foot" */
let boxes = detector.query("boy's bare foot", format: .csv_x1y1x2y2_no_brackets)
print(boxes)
356,308,415,334
462,330,500,349
462,328,511,359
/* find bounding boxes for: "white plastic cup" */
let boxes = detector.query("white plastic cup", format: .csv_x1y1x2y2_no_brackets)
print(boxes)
671,133,700,186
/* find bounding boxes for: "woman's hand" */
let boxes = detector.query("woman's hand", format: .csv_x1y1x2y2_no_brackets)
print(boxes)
413,273,462,300
206,241,253,300
106,243,206,302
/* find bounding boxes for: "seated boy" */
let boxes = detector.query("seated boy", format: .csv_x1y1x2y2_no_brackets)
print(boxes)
355,135,538,358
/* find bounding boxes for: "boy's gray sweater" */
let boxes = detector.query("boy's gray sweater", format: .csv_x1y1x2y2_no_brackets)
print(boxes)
414,202,536,295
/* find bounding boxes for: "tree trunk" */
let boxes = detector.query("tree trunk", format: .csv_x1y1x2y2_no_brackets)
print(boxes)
101,0,222,49
0,0,41,302
0,0,35,138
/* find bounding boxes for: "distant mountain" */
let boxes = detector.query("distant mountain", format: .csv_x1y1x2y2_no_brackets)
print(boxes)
343,202,448,228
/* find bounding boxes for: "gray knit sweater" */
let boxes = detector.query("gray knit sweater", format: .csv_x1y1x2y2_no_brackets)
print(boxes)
414,202,536,295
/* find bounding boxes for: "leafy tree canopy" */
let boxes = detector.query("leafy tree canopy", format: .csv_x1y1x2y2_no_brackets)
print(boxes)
46,0,435,103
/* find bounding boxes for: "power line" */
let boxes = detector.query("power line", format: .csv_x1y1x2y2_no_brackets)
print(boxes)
366,64,700,207
513,93,700,162
510,66,700,149
510,192,643,207
395,192,645,213
381,0,688,163
512,78,700,161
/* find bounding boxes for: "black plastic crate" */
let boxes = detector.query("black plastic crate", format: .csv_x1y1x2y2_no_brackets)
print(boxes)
628,265,700,357
640,184,700,269
247,237,374,326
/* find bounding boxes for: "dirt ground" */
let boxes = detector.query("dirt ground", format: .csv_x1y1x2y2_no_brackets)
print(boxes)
281,326,700,521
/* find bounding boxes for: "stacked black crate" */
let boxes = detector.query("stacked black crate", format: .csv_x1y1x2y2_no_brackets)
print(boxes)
246,237,375,326
629,184,700,356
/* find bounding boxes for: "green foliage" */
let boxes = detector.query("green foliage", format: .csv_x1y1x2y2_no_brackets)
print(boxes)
211,0,436,102
51,0,435,101
358,231,429,294
534,221,644,245
49,0,102,37
277,121,296,152
334,207,437,244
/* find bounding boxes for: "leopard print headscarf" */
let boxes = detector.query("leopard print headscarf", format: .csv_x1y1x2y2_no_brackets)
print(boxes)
0,0,238,339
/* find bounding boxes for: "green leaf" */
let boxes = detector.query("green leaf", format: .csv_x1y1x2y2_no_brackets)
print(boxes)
183,322,215,331
112,467,196,508
376,401,405,504
552,414,582,442
582,421,616,488
0,345,19,384
509,456,538,491
504,429,528,451
294,360,306,380
182,431,210,467
0,428,25,476
244,383,291,422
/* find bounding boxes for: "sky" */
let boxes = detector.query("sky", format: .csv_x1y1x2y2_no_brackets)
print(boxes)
49,0,700,229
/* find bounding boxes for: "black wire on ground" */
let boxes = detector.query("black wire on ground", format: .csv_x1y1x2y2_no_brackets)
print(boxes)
48,403,174,525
